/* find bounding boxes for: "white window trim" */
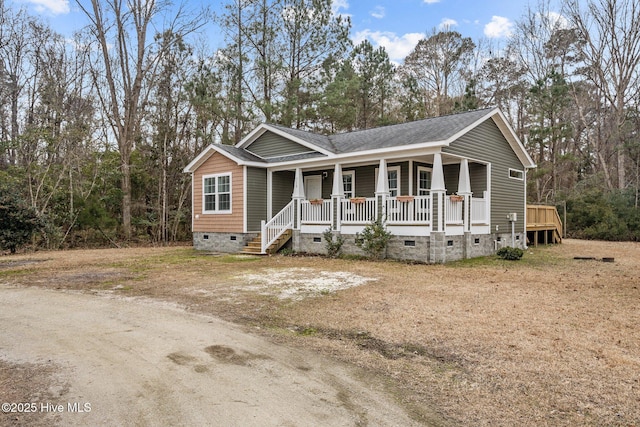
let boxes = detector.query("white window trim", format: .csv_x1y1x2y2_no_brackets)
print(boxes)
343,170,355,198
509,168,524,181
417,166,432,195
202,173,232,214
374,165,401,196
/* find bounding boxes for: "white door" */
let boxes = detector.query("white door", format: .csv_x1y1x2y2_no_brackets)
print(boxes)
304,175,322,200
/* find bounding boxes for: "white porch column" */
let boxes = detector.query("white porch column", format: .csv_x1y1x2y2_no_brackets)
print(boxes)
375,159,389,220
431,153,446,232
292,168,305,229
331,163,344,231
458,158,472,232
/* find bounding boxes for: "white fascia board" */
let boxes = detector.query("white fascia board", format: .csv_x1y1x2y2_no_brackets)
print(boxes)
237,124,334,157
183,144,267,172
490,109,536,168
183,144,216,173
235,125,269,148
266,141,446,171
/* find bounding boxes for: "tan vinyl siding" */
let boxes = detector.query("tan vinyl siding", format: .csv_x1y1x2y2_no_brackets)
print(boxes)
443,118,526,233
246,132,314,158
246,167,267,231
193,153,244,233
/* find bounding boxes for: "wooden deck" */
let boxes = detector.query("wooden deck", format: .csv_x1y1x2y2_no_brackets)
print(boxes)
526,205,563,245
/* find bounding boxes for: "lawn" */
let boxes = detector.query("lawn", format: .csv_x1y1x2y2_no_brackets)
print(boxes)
1,239,638,426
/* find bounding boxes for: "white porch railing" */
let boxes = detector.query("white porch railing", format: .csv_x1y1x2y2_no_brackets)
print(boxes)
387,196,431,224
445,195,464,224
341,198,377,223
300,200,332,224
261,201,294,253
471,192,489,224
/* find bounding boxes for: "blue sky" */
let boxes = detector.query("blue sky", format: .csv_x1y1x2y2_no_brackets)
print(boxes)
10,0,534,62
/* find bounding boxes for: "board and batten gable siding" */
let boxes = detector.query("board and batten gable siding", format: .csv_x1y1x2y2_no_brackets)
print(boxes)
443,118,526,233
246,167,267,232
246,131,314,158
192,152,244,233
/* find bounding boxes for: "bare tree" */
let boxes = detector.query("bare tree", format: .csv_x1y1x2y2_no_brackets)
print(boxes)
564,0,640,189
76,0,206,238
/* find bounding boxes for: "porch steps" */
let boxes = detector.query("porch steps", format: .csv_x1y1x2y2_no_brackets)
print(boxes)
241,229,293,255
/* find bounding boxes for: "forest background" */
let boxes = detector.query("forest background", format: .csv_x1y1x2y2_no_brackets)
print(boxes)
1,0,640,251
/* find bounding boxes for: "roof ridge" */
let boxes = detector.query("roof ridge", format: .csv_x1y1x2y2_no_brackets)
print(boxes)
330,107,497,138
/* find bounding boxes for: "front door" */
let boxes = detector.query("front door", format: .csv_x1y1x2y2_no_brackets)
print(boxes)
304,175,322,200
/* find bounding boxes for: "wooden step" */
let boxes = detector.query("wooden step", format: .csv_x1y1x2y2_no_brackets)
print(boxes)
240,230,292,255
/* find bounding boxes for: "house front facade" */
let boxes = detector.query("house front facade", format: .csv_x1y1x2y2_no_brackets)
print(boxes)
183,107,536,263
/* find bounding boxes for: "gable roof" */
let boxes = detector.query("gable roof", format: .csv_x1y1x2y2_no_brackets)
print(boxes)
330,108,497,153
184,107,535,173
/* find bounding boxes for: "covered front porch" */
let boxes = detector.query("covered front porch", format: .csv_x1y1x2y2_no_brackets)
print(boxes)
260,152,491,255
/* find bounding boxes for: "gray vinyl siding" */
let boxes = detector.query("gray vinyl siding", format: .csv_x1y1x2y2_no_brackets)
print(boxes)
443,164,460,194
246,167,267,231
469,163,487,194
352,165,376,197
330,162,408,197
443,118,526,233
272,170,295,216
247,132,316,158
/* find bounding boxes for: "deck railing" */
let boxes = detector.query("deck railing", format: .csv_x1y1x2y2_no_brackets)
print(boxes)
445,195,463,224
261,200,294,253
471,192,489,224
527,204,563,242
300,199,332,224
386,196,431,224
341,198,377,223
295,194,487,229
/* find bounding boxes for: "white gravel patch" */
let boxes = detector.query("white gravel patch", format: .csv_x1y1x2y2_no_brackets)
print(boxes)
235,267,376,300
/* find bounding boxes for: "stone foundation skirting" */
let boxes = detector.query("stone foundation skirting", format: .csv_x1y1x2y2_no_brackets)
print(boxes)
193,232,257,253
194,230,526,263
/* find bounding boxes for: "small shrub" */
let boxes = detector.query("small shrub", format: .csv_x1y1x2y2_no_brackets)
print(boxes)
323,228,344,258
356,217,392,259
497,246,524,261
279,247,296,256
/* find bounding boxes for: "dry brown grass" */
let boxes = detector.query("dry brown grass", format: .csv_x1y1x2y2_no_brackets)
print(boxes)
2,239,639,426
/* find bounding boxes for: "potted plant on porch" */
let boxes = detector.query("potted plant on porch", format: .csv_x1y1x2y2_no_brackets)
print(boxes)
396,195,415,203
309,198,324,205
349,197,366,204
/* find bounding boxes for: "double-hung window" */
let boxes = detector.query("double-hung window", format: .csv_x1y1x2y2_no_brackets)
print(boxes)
374,165,401,196
343,171,355,199
203,173,231,213
417,166,432,195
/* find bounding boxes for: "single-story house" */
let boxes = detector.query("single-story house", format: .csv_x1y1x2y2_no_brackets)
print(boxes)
183,107,536,263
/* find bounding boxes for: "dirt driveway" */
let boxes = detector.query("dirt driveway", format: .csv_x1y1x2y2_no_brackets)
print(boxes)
0,285,418,427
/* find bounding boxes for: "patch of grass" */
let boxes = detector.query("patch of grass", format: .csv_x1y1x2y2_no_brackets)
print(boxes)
297,327,318,336
216,254,262,263
0,268,29,278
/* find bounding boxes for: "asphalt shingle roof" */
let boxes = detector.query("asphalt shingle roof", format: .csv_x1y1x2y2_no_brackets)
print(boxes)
265,108,496,155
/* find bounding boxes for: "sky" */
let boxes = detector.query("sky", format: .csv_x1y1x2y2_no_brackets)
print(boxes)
9,0,535,63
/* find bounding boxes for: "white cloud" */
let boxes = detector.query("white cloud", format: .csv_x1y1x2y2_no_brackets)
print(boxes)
331,0,349,15
484,16,514,39
423,0,440,4
438,18,458,30
370,6,385,19
26,0,69,15
353,30,423,62
545,11,569,30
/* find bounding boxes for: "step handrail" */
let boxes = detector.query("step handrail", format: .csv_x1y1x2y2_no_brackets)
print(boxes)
261,201,294,253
